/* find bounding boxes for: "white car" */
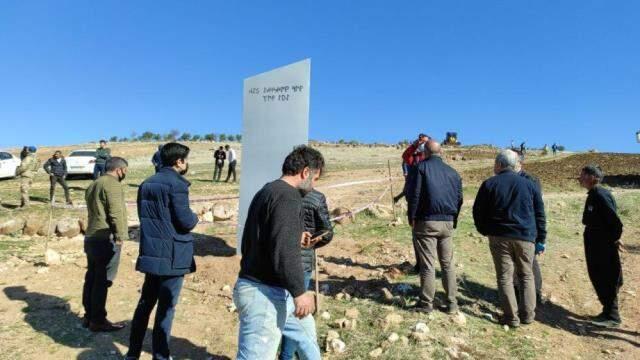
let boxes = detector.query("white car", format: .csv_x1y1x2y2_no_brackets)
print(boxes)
66,149,97,177
0,152,21,179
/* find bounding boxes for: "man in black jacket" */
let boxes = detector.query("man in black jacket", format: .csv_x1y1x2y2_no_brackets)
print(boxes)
280,188,333,360
406,141,463,314
43,150,72,205
234,145,324,360
213,146,226,182
579,165,624,328
473,149,546,327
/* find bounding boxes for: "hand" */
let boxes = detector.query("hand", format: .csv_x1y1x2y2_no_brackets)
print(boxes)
294,292,316,318
300,231,312,248
615,240,626,253
535,242,545,255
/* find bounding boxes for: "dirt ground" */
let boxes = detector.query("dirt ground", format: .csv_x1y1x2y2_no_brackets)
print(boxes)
0,143,638,359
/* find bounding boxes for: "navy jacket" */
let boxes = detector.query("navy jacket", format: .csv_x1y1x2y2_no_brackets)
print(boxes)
406,155,463,225
151,151,162,173
473,170,546,243
582,186,623,241
136,167,199,276
301,190,334,272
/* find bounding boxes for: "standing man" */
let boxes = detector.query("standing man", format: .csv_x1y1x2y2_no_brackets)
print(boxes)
213,146,226,182
94,140,112,179
82,157,129,332
280,188,334,360
234,145,324,360
579,165,624,328
151,144,163,173
126,142,199,360
551,143,558,156
43,150,73,205
224,144,237,183
16,146,40,208
393,133,429,203
406,141,462,314
473,150,546,327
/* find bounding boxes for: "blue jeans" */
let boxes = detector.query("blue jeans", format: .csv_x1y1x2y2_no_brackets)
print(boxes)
93,163,106,180
280,271,313,360
234,278,320,360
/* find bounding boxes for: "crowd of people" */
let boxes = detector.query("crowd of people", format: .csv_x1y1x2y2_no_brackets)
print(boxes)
1,137,626,359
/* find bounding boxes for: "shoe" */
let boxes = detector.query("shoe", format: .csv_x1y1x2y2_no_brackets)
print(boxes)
409,264,420,275
589,312,608,322
89,319,126,332
441,304,459,315
411,302,433,314
590,319,621,328
521,318,535,325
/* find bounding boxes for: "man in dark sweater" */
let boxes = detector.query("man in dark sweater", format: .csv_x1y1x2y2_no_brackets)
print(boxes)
579,165,624,328
406,141,462,314
213,146,226,181
234,145,324,360
43,150,72,205
93,140,112,180
473,149,546,327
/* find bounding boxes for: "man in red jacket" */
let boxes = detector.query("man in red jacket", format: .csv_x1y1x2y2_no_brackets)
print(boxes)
394,133,429,203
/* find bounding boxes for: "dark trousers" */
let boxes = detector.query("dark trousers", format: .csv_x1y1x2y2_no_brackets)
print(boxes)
49,175,71,202
127,274,185,360
213,163,224,181
584,230,623,321
225,160,237,182
93,163,106,179
82,240,121,323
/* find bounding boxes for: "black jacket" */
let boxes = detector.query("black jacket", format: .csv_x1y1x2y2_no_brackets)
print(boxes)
214,150,226,165
406,155,463,225
301,190,334,272
473,170,547,243
43,157,67,177
582,186,623,241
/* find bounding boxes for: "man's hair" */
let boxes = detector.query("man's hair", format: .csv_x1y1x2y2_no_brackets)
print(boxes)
105,157,128,172
225,144,230,149
219,146,224,149
582,164,604,181
161,142,190,167
282,145,325,176
99,140,107,144
54,150,62,155
495,149,519,171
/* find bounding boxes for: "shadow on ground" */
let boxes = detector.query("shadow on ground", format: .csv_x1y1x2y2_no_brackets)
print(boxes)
3,286,230,360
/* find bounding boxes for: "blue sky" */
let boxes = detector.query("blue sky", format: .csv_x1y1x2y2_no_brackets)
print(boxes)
1,1,638,152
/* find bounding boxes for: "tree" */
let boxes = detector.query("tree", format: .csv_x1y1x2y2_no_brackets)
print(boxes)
152,133,162,141
191,134,202,141
139,131,155,141
179,132,192,141
219,134,227,142
119,137,129,142
130,131,138,141
109,136,119,142
338,139,345,144
236,134,242,142
227,134,236,142
204,133,215,142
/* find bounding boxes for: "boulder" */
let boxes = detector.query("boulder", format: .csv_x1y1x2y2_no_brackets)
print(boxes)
56,218,81,238
23,217,46,236
329,339,346,354
45,249,62,266
369,348,383,358
202,211,214,222
345,308,360,320
452,312,467,326
212,204,234,221
331,207,355,225
0,218,25,235
37,222,57,237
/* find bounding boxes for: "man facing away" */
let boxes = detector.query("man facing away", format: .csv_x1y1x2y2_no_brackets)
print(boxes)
224,144,237,183
94,140,112,179
213,145,226,182
406,141,462,314
393,133,429,203
82,157,129,332
280,188,334,360
473,149,546,327
16,146,40,208
234,145,324,360
579,165,624,328
151,144,163,173
126,142,199,360
43,150,73,205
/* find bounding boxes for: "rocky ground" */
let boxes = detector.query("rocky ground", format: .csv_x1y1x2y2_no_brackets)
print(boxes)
0,142,638,359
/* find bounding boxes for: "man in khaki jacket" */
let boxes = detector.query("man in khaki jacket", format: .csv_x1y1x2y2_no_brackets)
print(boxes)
16,146,40,208
82,156,129,332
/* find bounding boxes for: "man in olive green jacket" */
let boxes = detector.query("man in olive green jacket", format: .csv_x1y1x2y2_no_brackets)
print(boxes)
93,140,112,179
16,146,40,208
82,156,129,332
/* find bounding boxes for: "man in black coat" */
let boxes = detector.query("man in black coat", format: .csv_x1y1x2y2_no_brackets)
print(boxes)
43,150,72,205
213,146,226,182
473,149,546,327
579,165,624,328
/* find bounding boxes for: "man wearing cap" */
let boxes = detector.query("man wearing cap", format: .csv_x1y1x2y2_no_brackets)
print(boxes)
16,146,40,208
579,165,624,328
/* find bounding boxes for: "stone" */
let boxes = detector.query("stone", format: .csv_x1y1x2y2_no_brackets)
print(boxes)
36,266,49,274
37,222,57,237
380,313,403,330
326,330,340,342
369,347,383,358
400,336,409,346
23,217,46,236
503,325,510,331
221,284,231,292
445,347,460,359
56,218,81,238
482,313,494,321
452,312,467,326
0,218,25,235
329,339,346,353
381,288,394,303
331,207,355,225
345,308,360,320
321,311,331,320
413,322,430,334
212,204,234,221
45,249,61,266
387,332,399,343
226,303,237,313
202,211,214,222
410,331,428,343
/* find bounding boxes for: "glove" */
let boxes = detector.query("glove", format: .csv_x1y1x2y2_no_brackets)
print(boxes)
535,243,545,255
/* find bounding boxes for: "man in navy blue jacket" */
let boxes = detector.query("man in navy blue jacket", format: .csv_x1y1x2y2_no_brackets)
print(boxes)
473,149,546,327
406,141,463,314
126,142,199,360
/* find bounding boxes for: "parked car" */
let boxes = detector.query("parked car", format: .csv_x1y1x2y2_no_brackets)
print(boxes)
0,152,21,179
66,149,97,177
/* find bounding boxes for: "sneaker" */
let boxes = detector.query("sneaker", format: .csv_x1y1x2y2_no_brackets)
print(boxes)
590,319,621,328
441,304,459,315
411,302,434,314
